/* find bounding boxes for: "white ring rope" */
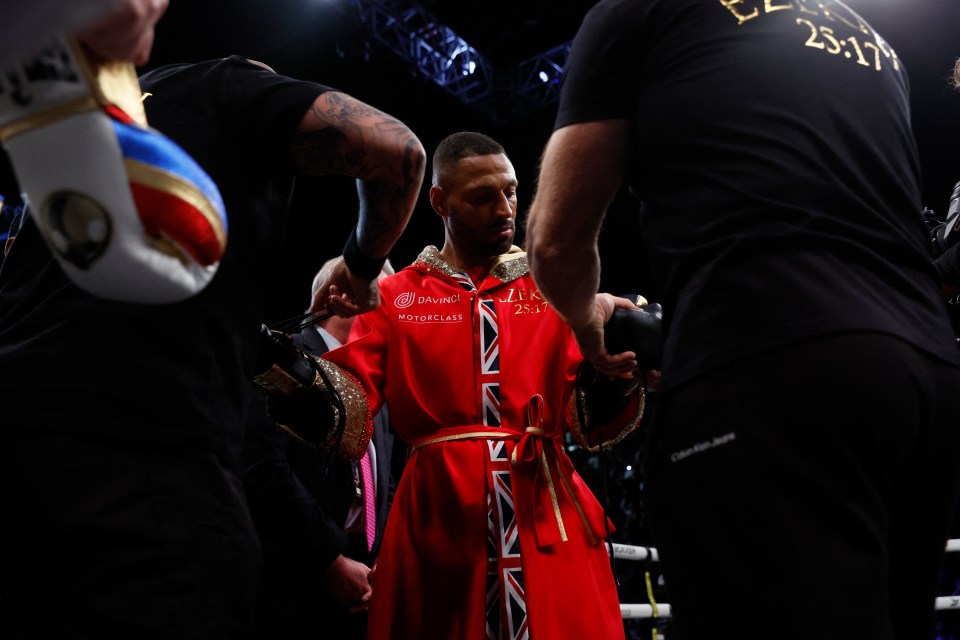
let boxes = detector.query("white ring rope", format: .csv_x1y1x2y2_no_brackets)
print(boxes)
616,539,960,620
607,542,659,562
621,604,672,620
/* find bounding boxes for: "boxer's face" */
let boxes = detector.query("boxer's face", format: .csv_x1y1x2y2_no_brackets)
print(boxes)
433,153,518,258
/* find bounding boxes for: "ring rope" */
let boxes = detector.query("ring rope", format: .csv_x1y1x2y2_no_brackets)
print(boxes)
615,539,960,619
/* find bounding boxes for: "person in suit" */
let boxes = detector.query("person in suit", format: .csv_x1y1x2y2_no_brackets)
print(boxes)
243,257,398,639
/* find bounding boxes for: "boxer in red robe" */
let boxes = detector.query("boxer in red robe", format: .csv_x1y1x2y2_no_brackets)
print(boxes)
316,132,646,639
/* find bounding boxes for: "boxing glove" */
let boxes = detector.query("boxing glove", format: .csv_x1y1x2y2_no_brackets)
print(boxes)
0,39,227,303
253,325,371,461
604,300,664,370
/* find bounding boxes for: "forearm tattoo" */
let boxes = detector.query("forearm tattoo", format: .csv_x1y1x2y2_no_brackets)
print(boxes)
292,92,426,255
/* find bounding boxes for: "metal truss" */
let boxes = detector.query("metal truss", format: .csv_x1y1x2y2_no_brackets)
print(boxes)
351,0,571,123
507,42,571,115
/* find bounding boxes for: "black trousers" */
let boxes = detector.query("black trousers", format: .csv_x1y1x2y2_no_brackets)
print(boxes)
0,435,262,639
646,332,960,640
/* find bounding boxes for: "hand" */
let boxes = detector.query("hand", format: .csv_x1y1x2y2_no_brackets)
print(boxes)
348,560,378,613
645,369,662,392
76,0,169,66
309,256,381,318
571,293,646,378
321,554,373,609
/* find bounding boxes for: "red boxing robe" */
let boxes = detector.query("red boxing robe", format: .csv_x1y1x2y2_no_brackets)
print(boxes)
323,246,632,640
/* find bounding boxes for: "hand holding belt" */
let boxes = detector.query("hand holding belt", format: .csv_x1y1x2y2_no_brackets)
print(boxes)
510,395,610,549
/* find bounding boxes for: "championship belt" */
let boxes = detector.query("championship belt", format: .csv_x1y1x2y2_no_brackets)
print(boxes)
0,39,227,303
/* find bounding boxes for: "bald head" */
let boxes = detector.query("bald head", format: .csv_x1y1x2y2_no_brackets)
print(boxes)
310,256,395,305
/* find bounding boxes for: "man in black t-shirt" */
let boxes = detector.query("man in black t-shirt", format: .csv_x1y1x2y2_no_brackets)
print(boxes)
526,1,960,639
0,57,424,638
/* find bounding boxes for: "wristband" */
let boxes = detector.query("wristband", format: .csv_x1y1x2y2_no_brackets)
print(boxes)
342,226,386,280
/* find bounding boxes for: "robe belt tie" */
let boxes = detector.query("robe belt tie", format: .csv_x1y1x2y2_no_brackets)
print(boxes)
410,428,513,451
510,394,605,548
410,396,608,549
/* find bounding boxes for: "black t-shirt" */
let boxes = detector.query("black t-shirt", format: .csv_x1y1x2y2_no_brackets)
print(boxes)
556,0,959,389
936,244,960,288
0,56,328,460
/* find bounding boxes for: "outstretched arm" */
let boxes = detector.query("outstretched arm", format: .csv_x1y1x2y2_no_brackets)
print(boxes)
526,119,636,375
292,92,425,315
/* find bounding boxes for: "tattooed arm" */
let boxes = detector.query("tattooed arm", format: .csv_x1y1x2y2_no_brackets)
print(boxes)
292,91,426,315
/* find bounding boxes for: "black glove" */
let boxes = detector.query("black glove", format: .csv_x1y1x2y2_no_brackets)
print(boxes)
253,324,343,449
254,325,318,389
576,360,641,426
604,302,663,371
573,299,661,427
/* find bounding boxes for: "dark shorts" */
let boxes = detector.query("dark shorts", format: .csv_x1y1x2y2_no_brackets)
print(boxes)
645,332,960,640
0,435,262,639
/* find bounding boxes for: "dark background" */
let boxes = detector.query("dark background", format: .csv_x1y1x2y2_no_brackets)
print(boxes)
132,0,960,323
